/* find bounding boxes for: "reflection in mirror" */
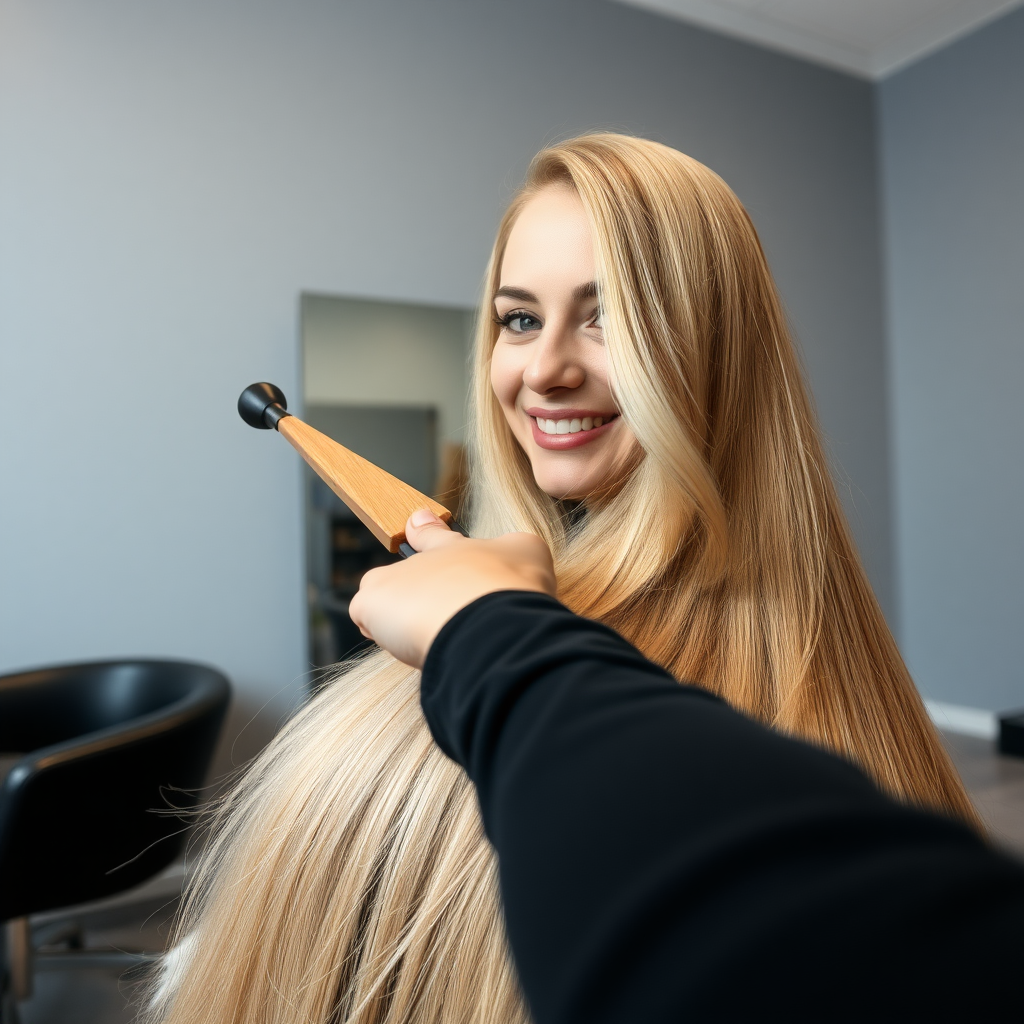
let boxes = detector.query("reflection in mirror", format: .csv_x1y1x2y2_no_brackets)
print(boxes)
301,293,474,670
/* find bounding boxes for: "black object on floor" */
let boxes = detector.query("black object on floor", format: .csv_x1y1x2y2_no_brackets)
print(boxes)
998,709,1024,757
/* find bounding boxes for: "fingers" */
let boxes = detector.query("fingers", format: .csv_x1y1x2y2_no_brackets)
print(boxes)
348,564,381,634
406,508,463,552
349,522,558,668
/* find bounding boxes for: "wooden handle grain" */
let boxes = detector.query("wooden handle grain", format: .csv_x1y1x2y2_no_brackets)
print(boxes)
278,416,452,553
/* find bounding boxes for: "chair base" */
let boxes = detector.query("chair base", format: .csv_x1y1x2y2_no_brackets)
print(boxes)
4,922,29,1003
2,914,160,1020
34,949,157,973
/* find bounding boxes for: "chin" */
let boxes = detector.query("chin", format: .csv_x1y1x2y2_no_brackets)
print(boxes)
532,454,637,504
532,469,600,501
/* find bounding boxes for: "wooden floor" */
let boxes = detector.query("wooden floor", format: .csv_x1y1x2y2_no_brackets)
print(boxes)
13,732,1024,1023
940,729,1024,855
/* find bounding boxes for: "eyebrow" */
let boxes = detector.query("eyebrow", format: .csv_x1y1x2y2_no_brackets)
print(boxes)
494,281,598,305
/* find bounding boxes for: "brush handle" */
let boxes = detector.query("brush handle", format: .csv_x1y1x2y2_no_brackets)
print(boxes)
238,382,461,554
277,416,453,553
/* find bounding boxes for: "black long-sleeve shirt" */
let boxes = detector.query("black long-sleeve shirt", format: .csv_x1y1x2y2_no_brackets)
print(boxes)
420,591,1024,1023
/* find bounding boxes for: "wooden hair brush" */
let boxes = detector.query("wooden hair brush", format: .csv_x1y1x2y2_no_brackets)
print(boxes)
238,382,462,556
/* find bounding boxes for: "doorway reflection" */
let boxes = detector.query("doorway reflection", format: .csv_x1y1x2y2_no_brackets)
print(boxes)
301,293,474,668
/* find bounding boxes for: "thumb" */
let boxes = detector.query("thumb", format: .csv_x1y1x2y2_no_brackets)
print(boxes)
405,508,462,552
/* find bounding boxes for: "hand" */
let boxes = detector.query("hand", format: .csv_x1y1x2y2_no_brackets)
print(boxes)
348,509,556,669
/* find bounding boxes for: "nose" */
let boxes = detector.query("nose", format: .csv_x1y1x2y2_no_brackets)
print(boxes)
523,326,586,394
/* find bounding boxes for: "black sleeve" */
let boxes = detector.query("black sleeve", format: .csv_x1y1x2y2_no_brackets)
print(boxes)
420,591,1024,1024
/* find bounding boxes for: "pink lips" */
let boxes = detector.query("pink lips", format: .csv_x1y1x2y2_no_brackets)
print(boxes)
526,408,619,451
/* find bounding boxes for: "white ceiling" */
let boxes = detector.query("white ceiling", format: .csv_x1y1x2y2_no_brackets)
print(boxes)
610,0,1024,77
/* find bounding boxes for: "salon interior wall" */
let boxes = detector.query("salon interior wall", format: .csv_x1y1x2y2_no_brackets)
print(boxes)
302,295,474,450
879,7,1024,721
1,0,891,760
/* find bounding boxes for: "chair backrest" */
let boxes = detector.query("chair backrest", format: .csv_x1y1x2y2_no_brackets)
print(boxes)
0,659,231,921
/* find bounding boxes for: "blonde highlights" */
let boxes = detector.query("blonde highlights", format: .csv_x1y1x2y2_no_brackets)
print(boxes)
149,652,525,1024
474,136,975,820
151,134,978,1024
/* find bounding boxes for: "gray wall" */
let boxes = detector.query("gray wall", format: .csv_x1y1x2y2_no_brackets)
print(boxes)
879,7,1024,714
302,294,473,450
0,0,892,755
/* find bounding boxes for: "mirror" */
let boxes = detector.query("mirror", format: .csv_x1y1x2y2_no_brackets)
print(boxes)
301,292,475,668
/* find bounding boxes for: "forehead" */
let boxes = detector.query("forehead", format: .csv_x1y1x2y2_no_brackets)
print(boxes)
499,186,594,288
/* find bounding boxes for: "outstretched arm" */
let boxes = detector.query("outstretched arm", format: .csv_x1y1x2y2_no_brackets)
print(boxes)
352,512,1024,1024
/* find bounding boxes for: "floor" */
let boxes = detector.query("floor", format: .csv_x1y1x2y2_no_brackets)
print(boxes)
9,732,1024,1023
940,730,1024,855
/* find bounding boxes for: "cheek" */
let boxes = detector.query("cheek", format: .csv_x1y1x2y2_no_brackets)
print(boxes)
489,345,522,412
582,348,612,397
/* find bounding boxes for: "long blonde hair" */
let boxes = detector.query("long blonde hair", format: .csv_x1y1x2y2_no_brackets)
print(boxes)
151,134,978,1024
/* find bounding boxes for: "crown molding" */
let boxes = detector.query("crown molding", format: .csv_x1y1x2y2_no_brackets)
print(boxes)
611,0,1024,79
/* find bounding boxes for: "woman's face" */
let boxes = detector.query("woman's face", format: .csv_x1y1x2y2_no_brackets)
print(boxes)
490,186,638,501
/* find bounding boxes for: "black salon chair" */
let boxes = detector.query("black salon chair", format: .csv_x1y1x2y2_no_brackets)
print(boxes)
0,659,231,1020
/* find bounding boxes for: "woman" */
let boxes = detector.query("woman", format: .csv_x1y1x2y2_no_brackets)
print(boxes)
151,134,978,1024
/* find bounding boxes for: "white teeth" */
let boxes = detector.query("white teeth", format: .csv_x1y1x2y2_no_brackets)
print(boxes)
536,415,612,435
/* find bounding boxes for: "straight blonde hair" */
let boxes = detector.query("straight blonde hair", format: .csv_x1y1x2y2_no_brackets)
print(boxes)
150,134,978,1024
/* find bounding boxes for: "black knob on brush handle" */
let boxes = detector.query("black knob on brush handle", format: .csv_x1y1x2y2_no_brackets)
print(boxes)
238,382,291,429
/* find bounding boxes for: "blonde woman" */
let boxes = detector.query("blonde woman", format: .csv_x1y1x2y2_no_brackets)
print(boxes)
151,134,979,1024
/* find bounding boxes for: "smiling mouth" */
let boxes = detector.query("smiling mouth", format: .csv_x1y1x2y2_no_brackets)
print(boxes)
527,411,620,451
533,414,618,436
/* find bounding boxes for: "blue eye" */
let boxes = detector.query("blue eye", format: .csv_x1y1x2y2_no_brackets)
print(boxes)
510,314,541,332
495,310,542,334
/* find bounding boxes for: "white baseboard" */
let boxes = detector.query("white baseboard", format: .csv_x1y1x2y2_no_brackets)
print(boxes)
925,700,998,740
